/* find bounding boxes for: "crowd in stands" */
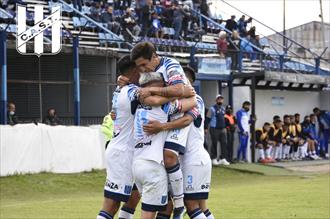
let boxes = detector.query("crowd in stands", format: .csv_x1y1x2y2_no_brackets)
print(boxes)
203,95,330,166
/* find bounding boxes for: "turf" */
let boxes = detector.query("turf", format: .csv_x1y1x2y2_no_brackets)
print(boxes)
0,165,329,219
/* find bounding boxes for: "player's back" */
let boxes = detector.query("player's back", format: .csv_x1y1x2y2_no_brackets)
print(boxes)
183,95,210,165
109,85,137,151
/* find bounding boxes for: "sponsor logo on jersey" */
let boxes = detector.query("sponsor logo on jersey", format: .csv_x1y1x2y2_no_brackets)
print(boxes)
135,140,152,148
170,129,180,140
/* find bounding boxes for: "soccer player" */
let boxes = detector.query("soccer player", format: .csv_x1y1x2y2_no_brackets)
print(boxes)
143,66,215,219
130,42,195,218
281,123,291,160
133,72,197,219
255,122,273,163
301,115,320,160
268,119,283,161
97,56,179,219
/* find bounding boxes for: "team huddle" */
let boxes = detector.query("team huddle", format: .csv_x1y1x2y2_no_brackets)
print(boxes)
96,42,214,219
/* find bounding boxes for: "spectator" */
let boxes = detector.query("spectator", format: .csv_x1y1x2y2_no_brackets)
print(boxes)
172,1,188,39
140,0,154,36
200,0,210,31
72,0,83,11
237,15,252,36
216,31,227,58
240,34,256,61
90,2,102,22
151,12,164,38
236,101,251,162
162,0,172,9
227,30,240,70
43,108,61,126
313,107,330,159
181,4,191,37
101,112,114,149
121,7,141,39
7,102,18,125
247,26,256,39
255,122,273,163
225,15,237,32
101,6,121,34
155,0,164,15
206,94,229,166
224,105,236,163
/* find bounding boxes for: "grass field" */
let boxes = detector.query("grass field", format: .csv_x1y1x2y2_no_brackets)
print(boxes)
0,164,329,219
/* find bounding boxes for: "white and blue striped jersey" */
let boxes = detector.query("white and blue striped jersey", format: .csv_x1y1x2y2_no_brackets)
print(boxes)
134,100,181,164
182,95,211,165
155,57,189,86
109,84,139,152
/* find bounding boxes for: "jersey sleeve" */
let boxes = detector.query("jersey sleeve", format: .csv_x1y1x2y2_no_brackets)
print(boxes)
164,58,185,85
162,99,181,115
127,84,139,102
186,96,203,120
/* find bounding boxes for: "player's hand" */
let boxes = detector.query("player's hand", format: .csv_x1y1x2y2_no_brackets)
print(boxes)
183,85,196,97
110,110,116,120
117,75,130,87
139,87,152,100
143,120,164,135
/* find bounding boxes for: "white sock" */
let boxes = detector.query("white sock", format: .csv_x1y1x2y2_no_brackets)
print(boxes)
258,149,265,160
167,163,184,209
188,209,207,219
278,144,283,159
274,147,279,159
203,209,215,219
303,143,308,156
312,151,316,155
285,145,291,157
118,207,135,219
265,146,272,158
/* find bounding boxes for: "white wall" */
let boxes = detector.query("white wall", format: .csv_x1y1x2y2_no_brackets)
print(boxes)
320,91,330,110
254,90,321,127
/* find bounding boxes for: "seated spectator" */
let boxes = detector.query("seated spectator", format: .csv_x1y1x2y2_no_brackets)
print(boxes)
7,102,18,125
101,6,120,34
151,12,164,38
255,122,274,163
225,15,237,32
121,7,141,37
216,31,227,58
43,108,61,126
90,2,103,22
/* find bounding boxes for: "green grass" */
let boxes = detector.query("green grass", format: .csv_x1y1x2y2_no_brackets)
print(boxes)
0,165,329,219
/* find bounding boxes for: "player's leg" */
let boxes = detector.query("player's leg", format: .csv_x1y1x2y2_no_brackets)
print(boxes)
164,125,190,217
97,198,121,219
156,199,173,219
133,160,168,219
236,133,244,161
257,143,266,163
241,134,249,161
118,186,140,219
199,200,215,219
185,200,206,219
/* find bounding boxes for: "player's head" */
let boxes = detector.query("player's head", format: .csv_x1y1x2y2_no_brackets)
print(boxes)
131,42,160,73
139,72,164,88
303,115,310,123
294,113,300,123
7,102,16,114
310,113,316,122
263,122,271,132
242,101,251,112
273,115,280,123
117,55,139,84
283,114,290,124
183,65,196,84
313,107,320,116
274,119,282,128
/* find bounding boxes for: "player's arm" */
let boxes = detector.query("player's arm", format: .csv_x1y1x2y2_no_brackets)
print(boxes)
143,114,194,134
140,95,175,106
149,84,195,98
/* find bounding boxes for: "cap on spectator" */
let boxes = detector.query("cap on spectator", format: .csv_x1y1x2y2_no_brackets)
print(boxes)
226,105,232,110
216,94,224,99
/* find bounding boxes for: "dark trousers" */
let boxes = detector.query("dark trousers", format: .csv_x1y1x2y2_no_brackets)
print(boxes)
227,130,235,162
210,127,228,160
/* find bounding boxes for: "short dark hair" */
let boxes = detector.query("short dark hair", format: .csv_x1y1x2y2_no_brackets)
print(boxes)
117,55,136,76
131,42,156,61
310,114,315,117
273,115,280,121
242,101,251,106
274,119,282,124
183,65,196,83
294,113,300,117
283,114,289,119
313,107,320,113
264,122,270,126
